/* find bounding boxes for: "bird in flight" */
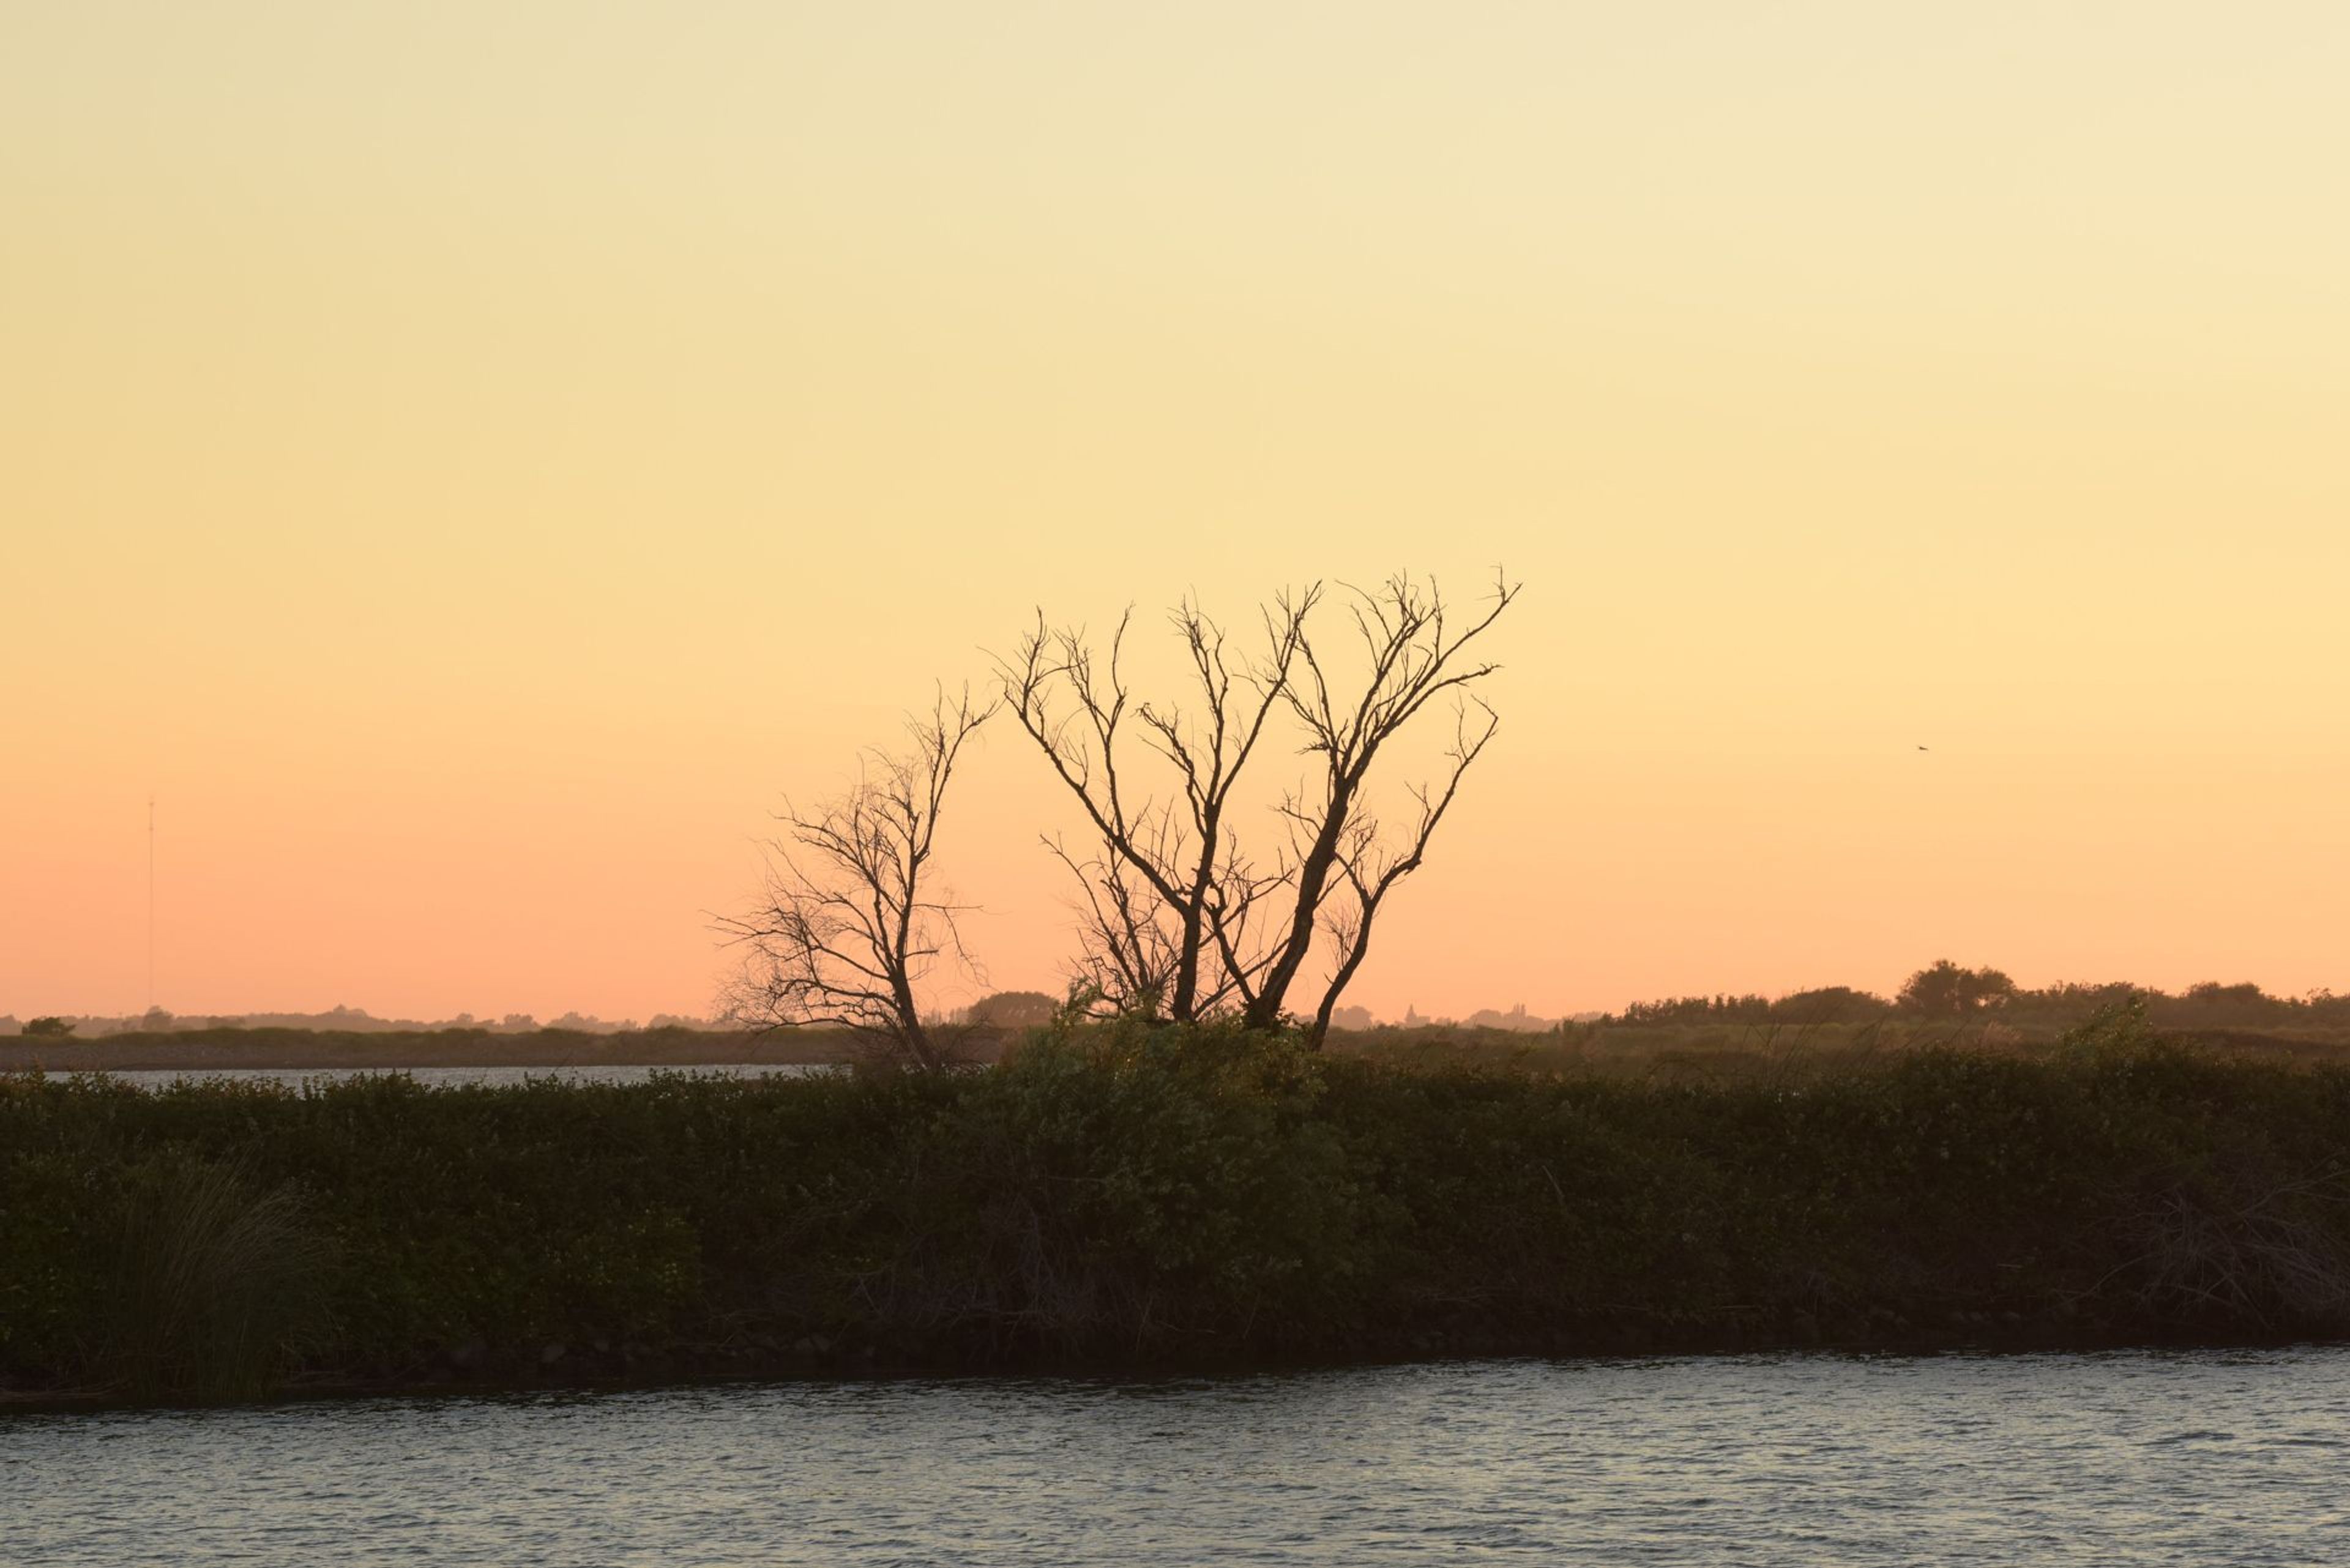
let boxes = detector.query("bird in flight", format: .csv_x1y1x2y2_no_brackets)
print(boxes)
1917,745,1930,752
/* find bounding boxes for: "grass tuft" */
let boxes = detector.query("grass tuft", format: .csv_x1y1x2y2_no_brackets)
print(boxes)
96,1153,336,1402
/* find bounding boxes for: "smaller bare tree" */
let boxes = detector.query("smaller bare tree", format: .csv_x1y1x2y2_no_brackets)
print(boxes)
719,689,994,1070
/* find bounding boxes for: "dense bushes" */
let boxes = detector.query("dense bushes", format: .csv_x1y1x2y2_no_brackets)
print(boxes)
4,1012,2348,1403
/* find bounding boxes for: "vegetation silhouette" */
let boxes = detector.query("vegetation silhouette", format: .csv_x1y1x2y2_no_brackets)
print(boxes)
718,688,996,1072
1591,965,2348,1039
10,961,2349,1078
97,1153,335,1402
1002,570,1518,1043
1898,960,2019,1016
703,569,1521,1066
9,1005,2350,1404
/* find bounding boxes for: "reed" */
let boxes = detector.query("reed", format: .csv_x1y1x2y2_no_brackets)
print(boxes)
95,1154,335,1402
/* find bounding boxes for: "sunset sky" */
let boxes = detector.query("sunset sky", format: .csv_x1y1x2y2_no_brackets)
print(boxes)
6,2,2346,1024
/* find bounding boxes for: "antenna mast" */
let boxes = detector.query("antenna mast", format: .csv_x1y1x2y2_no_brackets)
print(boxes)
147,794,156,1013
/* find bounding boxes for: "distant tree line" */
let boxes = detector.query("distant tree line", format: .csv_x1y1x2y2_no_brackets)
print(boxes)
0,1006,728,1039
1608,961,2350,1030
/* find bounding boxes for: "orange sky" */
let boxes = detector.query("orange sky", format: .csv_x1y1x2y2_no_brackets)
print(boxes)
5,2,2346,1023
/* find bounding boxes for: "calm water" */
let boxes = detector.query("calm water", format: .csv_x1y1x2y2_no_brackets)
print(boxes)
34,1064,830,1091
6,1350,2347,1565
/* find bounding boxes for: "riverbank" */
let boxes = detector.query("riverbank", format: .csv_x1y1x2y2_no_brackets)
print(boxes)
6,1010,2347,1405
0,1023,848,1073
10,1016,2344,1080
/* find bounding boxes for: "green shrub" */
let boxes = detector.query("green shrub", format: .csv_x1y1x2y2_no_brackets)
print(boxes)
916,1017,1363,1346
5,1026,2350,1403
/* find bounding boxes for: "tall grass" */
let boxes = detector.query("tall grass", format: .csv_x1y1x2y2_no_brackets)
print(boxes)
97,1154,335,1402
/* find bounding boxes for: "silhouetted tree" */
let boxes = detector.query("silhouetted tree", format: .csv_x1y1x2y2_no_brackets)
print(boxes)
966,990,1059,1030
1242,572,1518,1040
24,1016,76,1038
722,689,994,1070
1003,572,1518,1045
1002,590,1316,1022
2016,980,2143,1015
1617,994,1774,1025
1272,692,1506,1039
1898,960,2017,1017
1767,986,1895,1023
2182,981,2266,1007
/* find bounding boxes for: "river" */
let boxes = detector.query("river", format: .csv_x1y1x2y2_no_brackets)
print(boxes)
6,1349,2346,1564
28,1064,831,1090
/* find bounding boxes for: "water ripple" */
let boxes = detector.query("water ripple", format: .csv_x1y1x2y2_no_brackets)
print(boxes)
8,1349,2350,1565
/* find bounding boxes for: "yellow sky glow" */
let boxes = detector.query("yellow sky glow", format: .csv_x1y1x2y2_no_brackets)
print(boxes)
5,2,2346,1021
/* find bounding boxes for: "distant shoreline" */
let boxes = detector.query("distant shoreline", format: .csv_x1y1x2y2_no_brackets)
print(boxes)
10,1017,2349,1077
0,1024,862,1072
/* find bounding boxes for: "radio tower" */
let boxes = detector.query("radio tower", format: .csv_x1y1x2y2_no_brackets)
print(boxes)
147,794,156,1012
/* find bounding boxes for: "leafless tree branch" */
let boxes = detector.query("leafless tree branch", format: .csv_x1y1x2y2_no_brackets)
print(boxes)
998,588,1320,1023
999,569,1516,1045
1247,569,1519,1036
717,686,996,1070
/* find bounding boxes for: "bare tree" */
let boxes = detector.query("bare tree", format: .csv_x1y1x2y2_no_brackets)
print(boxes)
719,689,995,1070
1002,572,1518,1043
1294,700,1500,1042
1001,591,1315,1022
1247,571,1518,1037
